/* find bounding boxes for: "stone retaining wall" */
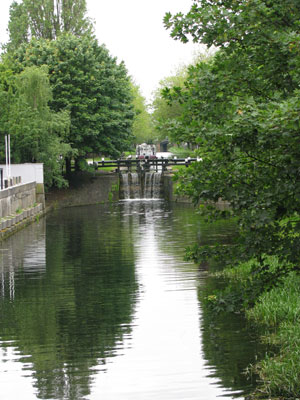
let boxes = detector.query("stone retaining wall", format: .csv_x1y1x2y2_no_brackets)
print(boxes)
0,182,38,217
0,182,45,241
0,203,44,241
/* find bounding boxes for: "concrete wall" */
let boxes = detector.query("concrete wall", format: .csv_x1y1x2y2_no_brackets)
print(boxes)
0,163,44,184
46,172,119,208
163,174,173,202
0,182,37,218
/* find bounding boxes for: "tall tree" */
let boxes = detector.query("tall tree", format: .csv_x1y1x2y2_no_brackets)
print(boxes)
7,34,134,166
7,0,92,50
151,53,215,145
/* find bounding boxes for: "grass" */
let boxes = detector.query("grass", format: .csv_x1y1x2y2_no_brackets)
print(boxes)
97,166,117,172
86,158,117,172
254,321,300,397
247,272,300,327
207,256,300,398
168,146,196,158
170,164,189,172
246,272,300,398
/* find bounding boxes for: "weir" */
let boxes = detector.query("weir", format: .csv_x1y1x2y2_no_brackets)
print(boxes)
120,171,163,199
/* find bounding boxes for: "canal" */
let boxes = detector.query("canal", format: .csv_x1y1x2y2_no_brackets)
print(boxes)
0,200,262,399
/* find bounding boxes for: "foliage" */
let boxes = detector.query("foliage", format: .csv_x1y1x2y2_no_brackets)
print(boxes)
204,255,294,314
162,0,300,268
5,34,134,162
0,65,72,188
164,0,300,90
130,82,154,145
203,260,300,398
7,0,93,50
151,66,187,143
6,1,29,51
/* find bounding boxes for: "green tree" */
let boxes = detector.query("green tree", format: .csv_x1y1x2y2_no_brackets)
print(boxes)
130,82,154,145
151,71,185,143
164,0,299,96
7,0,92,50
0,65,72,187
163,1,300,266
152,54,214,145
7,34,134,169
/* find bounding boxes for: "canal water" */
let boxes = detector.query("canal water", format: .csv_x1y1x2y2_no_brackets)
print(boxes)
0,201,262,399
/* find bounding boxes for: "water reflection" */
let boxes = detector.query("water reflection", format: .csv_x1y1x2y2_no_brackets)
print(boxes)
0,207,138,399
200,309,261,398
0,219,46,300
0,201,262,399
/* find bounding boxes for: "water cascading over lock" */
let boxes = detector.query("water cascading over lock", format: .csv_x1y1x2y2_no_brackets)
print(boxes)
120,171,163,199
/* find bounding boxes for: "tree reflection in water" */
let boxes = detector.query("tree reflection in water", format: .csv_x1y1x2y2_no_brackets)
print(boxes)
199,271,266,397
0,202,265,400
0,206,138,399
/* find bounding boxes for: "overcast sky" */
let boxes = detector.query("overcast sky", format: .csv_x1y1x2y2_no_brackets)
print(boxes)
0,0,203,102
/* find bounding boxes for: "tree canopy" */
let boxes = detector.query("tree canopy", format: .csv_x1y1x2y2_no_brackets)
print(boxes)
0,0,135,185
162,1,300,267
7,0,92,50
4,34,134,164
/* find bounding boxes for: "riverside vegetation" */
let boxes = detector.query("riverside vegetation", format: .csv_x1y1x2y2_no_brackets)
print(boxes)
162,1,300,399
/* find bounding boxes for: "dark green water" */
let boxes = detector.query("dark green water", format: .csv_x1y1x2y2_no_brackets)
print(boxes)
0,201,262,399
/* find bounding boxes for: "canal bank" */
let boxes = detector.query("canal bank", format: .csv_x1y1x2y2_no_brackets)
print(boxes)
209,256,300,400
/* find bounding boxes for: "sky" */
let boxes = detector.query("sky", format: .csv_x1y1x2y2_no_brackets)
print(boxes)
0,0,203,103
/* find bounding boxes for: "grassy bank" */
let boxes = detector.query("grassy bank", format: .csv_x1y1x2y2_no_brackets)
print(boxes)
204,256,300,399
247,272,300,398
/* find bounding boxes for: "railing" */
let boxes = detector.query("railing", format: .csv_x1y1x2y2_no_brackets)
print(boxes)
93,157,199,172
0,174,22,190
